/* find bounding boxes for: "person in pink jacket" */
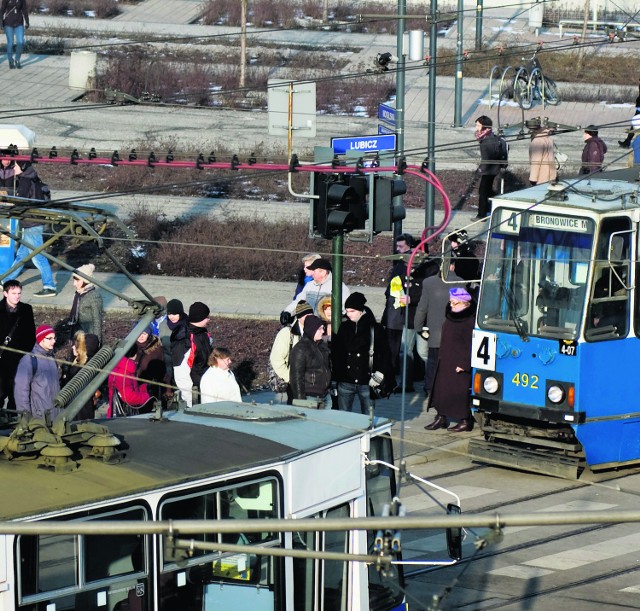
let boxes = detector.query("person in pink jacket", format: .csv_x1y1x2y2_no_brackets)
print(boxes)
107,345,153,417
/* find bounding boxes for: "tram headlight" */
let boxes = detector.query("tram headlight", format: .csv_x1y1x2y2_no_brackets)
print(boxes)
483,376,500,394
547,385,565,404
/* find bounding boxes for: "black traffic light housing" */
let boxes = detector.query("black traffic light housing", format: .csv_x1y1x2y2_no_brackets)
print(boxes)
312,173,368,239
372,176,407,233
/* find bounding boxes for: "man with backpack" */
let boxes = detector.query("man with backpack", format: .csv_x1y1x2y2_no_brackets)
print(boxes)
0,153,57,297
14,324,60,421
474,115,506,220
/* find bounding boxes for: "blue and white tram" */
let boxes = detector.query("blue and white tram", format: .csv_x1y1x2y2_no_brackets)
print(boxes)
0,402,458,610
470,173,640,478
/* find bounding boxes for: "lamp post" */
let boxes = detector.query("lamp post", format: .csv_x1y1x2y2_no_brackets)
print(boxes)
453,0,464,127
425,0,437,229
394,0,407,238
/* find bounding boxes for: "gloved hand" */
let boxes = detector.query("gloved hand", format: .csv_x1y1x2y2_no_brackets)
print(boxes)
279,310,293,326
369,371,384,388
420,327,430,340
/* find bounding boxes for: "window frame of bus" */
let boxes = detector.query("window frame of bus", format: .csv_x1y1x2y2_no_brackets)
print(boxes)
17,503,150,608
365,434,405,608
158,474,282,606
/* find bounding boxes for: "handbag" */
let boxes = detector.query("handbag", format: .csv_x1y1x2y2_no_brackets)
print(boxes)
369,327,390,401
554,143,568,171
267,328,294,393
267,364,288,393
111,389,134,417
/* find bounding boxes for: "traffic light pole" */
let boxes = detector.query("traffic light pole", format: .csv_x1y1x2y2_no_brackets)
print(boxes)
331,233,344,334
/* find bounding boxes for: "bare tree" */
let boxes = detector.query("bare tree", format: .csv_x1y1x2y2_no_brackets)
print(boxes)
576,0,589,73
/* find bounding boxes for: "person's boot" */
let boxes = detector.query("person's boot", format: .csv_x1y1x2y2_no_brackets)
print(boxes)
619,135,632,148
15,59,21,69
424,415,449,430
448,419,471,432
8,59,15,69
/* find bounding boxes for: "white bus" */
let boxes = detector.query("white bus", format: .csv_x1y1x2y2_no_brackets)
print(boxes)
0,402,460,611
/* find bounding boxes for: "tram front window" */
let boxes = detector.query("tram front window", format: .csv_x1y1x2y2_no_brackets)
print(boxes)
478,209,594,340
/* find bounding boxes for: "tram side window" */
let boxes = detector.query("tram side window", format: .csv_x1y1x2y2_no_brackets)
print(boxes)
587,218,631,340
366,436,404,610
19,534,77,597
292,504,350,611
18,506,150,610
159,478,280,611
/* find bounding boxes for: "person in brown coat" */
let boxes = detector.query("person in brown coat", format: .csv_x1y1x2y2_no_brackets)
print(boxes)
529,126,557,185
424,287,476,433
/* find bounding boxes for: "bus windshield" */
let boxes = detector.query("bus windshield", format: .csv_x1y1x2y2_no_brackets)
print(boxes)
478,209,594,340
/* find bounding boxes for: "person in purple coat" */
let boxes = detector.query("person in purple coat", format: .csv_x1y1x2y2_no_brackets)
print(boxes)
424,288,476,433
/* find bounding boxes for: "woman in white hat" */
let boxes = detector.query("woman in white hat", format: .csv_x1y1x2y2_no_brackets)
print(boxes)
69,263,103,343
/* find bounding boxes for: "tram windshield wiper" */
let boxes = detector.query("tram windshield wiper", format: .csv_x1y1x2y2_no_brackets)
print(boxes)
504,286,529,342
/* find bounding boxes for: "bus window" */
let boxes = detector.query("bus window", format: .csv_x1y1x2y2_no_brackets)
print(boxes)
479,212,594,339
366,436,404,610
17,506,150,611
586,218,631,341
323,504,349,610
292,503,350,611
19,534,77,597
159,477,281,611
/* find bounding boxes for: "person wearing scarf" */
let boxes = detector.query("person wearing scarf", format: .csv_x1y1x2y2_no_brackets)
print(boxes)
424,288,477,433
69,263,103,343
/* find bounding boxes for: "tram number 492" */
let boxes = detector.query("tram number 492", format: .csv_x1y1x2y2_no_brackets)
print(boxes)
511,373,539,389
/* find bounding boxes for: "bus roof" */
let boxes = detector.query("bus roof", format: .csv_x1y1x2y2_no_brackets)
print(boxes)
0,404,389,521
493,174,640,215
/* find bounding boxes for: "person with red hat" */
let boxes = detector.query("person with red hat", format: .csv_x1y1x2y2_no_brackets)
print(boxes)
14,324,60,421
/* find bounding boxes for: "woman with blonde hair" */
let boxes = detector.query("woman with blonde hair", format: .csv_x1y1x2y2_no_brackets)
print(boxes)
200,347,242,403
60,329,101,420
316,295,332,336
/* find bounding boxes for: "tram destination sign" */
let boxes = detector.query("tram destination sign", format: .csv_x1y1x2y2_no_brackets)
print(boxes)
529,214,589,233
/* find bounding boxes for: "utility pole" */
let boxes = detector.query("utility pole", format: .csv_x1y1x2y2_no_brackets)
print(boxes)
240,0,247,88
453,0,464,127
475,0,483,50
425,0,437,230
394,0,406,238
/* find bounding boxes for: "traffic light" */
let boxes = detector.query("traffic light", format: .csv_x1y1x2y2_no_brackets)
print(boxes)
372,176,406,233
311,173,368,239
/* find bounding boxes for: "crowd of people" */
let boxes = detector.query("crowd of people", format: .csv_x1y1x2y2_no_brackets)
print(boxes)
269,245,481,431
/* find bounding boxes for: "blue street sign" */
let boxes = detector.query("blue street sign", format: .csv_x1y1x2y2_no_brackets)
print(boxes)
378,102,396,126
378,124,396,135
331,134,397,155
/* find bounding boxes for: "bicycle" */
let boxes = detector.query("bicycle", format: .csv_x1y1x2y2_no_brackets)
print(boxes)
512,49,560,110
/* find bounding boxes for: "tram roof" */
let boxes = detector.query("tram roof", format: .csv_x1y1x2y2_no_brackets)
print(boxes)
493,171,640,214
0,404,388,521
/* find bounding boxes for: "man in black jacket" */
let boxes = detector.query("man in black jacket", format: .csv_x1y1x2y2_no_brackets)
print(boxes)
289,316,331,409
474,115,501,219
333,292,393,414
0,279,36,411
